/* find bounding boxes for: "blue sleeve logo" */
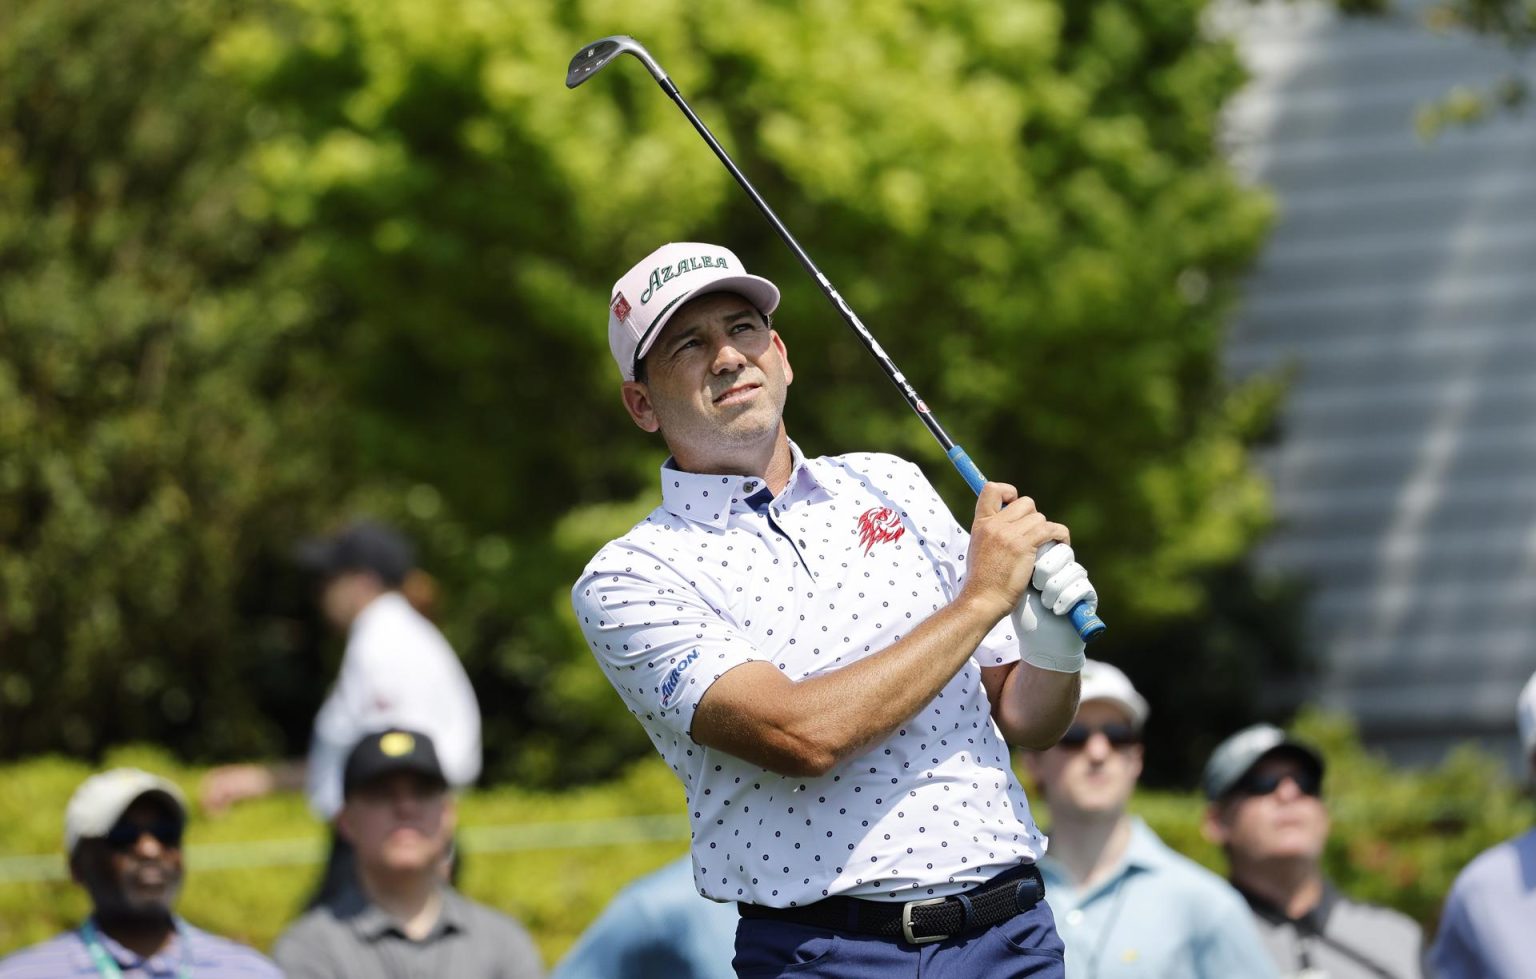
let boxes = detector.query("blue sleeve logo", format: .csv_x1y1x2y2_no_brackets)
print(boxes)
660,649,700,707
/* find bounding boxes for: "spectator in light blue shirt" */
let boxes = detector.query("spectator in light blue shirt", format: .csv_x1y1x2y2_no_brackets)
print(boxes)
553,855,736,979
1022,661,1277,979
1428,669,1536,979
0,767,280,979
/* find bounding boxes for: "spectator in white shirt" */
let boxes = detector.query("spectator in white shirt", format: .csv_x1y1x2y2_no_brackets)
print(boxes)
200,520,481,906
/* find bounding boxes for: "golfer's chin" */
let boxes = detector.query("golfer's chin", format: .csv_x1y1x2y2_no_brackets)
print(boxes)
710,410,784,451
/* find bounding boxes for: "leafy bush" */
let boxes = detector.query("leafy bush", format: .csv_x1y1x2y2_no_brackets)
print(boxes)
2,0,1283,786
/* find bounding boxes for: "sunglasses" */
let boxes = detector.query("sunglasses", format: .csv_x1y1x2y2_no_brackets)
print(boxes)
1231,768,1322,799
104,819,184,851
1057,722,1140,750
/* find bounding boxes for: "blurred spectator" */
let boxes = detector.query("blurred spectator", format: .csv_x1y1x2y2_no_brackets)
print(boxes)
200,519,481,905
1021,660,1277,978
274,728,542,978
552,854,736,979
1427,669,1536,979
1202,724,1424,978
0,768,281,978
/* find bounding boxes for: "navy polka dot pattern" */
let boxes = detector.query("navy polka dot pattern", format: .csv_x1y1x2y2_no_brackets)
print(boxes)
571,443,1045,908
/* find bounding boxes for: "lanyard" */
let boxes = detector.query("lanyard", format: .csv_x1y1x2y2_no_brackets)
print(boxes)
80,919,193,979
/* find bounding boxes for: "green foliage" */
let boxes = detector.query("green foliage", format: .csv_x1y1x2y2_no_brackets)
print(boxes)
2,0,1282,783
0,0,343,759
1334,0,1536,137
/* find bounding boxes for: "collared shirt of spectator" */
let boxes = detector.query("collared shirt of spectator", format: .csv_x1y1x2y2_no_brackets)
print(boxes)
573,241,1100,975
1023,660,1276,979
552,854,737,979
274,728,542,979
0,768,280,979
1428,669,1536,979
1201,724,1424,979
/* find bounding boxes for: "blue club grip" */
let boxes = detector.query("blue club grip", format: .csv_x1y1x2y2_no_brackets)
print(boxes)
1069,601,1106,642
946,445,1106,643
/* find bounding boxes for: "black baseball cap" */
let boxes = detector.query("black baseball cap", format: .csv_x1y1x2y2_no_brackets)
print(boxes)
343,729,448,797
295,520,415,588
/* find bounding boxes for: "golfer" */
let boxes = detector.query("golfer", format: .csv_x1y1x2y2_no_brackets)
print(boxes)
572,241,1096,977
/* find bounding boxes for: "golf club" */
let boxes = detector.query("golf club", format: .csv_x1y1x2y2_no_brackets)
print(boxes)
567,35,1104,642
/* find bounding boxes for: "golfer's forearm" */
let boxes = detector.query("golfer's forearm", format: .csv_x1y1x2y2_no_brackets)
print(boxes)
992,663,1079,749
716,592,1006,776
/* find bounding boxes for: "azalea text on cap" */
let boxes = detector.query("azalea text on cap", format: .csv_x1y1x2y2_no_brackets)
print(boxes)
608,242,781,382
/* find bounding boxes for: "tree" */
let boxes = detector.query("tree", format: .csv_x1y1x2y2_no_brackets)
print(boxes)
2,0,1285,785
0,0,343,758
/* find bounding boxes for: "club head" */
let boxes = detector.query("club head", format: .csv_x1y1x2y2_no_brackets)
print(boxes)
566,35,667,89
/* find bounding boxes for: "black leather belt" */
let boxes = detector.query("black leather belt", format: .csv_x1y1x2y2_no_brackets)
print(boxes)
738,862,1044,946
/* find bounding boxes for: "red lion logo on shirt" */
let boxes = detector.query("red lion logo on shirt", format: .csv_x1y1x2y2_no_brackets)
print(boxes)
857,507,905,555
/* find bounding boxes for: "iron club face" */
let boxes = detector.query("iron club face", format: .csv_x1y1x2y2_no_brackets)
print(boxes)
566,35,668,89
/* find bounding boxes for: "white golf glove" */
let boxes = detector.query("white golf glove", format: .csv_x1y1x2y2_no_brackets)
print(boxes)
1011,542,1096,674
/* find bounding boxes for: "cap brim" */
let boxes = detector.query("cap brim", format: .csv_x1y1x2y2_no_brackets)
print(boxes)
1211,742,1326,800
66,777,188,853
345,760,449,797
632,274,781,375
1258,742,1325,777
1080,693,1149,731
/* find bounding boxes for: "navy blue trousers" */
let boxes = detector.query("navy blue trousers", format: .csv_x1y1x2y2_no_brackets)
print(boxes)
732,900,1066,978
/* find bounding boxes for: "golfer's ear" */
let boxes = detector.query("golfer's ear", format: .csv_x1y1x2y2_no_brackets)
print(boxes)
772,330,792,385
621,381,660,433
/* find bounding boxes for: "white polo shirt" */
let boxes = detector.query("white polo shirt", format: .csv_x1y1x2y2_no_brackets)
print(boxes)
572,444,1046,907
306,592,483,818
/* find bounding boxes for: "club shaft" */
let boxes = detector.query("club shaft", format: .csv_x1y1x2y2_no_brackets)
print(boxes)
659,82,958,452
651,76,1104,642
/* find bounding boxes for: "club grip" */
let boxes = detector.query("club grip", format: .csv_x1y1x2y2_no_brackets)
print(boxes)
1069,601,1106,642
946,445,1106,643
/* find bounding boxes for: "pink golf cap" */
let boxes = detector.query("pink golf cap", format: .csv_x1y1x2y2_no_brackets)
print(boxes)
608,242,780,381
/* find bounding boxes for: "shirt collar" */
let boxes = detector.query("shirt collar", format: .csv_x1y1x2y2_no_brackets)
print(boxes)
1233,877,1339,933
1039,816,1165,904
658,439,836,529
84,915,186,970
347,885,464,943
1122,816,1176,871
349,591,405,635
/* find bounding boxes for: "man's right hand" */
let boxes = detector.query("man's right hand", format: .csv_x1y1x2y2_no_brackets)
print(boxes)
961,482,1071,622
199,763,276,815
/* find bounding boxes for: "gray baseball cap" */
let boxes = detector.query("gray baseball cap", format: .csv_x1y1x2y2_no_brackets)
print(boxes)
1201,723,1325,800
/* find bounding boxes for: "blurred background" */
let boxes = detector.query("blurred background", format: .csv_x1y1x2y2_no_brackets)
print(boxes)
1,0,1532,962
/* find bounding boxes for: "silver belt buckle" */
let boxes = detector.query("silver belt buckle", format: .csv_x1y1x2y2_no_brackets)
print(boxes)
901,896,950,945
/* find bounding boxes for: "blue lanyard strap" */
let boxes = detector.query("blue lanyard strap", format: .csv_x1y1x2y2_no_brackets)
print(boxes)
80,919,193,979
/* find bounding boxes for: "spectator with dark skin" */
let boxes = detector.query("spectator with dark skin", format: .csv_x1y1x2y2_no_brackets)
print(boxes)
0,768,281,978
